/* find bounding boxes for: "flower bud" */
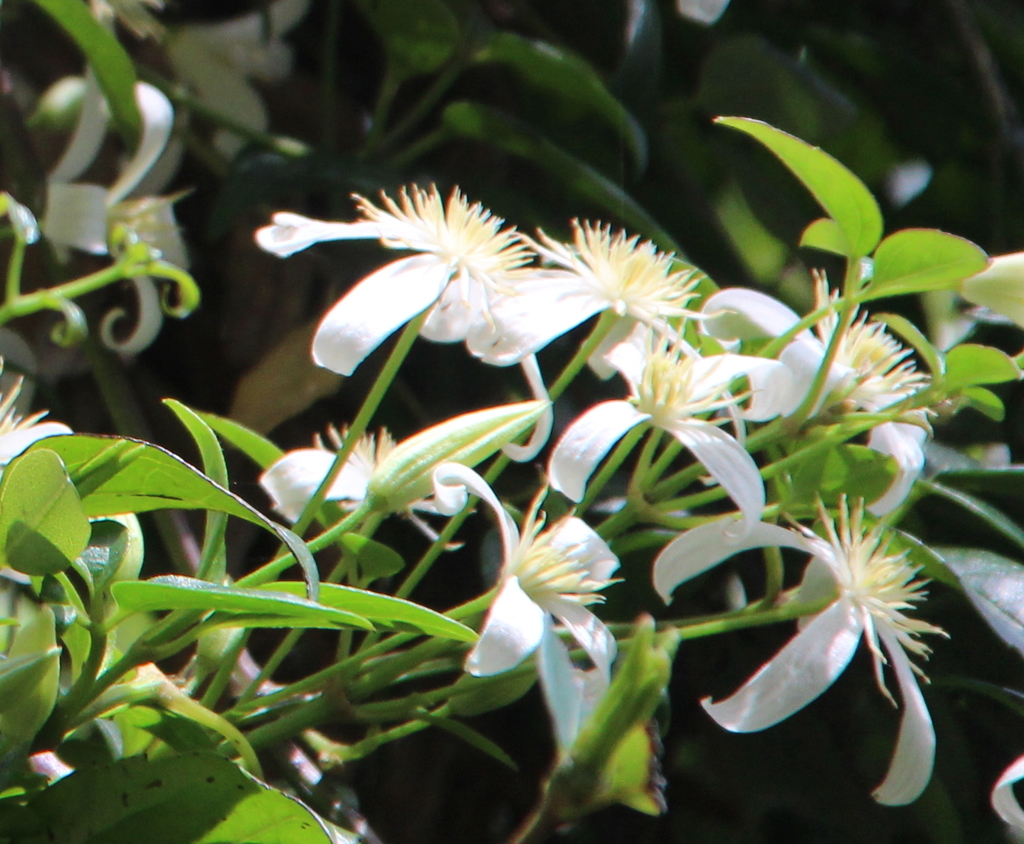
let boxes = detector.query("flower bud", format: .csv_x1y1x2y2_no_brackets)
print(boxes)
365,400,548,513
961,252,1024,328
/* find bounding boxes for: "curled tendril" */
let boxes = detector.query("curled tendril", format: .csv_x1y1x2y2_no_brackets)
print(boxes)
39,294,88,347
100,277,164,355
150,261,201,318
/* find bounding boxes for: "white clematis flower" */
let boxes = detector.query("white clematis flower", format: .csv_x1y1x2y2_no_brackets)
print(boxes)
471,221,703,372
653,499,944,805
702,280,930,515
0,367,71,467
42,72,184,355
548,326,794,528
431,463,619,684
256,185,539,376
165,0,311,158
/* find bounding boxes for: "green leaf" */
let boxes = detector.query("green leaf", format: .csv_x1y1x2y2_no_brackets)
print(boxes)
963,386,1006,421
595,722,666,815
164,400,229,582
340,533,404,581
442,102,681,253
933,464,1024,498
866,229,988,298
196,410,285,470
799,217,850,255
416,710,518,770
19,752,336,843
716,116,883,258
475,32,646,169
26,0,141,144
0,607,59,747
447,669,536,717
31,435,318,600
920,480,1024,556
356,0,459,79
943,344,1021,391
260,582,476,642
0,450,91,577
938,546,1024,658
111,577,372,630
789,444,896,510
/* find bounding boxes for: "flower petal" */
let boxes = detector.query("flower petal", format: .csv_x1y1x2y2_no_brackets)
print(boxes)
43,182,109,255
100,277,163,356
432,463,519,562
312,255,450,375
465,576,546,676
867,421,928,516
469,271,605,365
260,448,370,522
670,420,765,529
537,619,589,751
653,518,808,603
0,422,72,467
548,401,649,502
871,625,935,806
992,755,1024,829
50,73,108,184
419,273,486,343
106,83,174,206
548,600,617,681
255,211,381,258
502,355,553,462
702,598,862,731
548,516,619,584
701,288,801,340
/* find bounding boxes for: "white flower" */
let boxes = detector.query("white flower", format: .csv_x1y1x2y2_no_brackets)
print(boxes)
0,368,71,466
256,185,539,377
960,251,1024,329
701,281,930,515
653,499,944,805
165,0,311,157
471,221,703,371
431,463,619,683
41,73,184,355
992,754,1024,829
548,326,793,528
260,428,397,523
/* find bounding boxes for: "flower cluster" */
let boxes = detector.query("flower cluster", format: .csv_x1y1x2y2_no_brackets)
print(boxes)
255,183,972,809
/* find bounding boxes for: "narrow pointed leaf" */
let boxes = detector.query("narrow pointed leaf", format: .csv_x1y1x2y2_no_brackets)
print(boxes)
112,577,372,630
260,582,476,642
197,410,285,470
416,710,518,770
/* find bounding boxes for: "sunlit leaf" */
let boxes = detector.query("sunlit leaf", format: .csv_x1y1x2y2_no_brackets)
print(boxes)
716,116,883,258
0,449,90,577
799,217,850,256
943,344,1020,391
866,228,988,298
340,533,405,581
18,752,336,843
111,577,372,630
197,411,285,470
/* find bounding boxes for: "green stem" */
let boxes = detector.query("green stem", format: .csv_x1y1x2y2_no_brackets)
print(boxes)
4,237,25,303
674,592,833,640
549,311,618,399
759,546,784,607
293,313,427,536
362,67,401,157
378,61,463,155
577,423,649,513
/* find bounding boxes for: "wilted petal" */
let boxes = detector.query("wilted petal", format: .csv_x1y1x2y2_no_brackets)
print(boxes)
256,211,381,257
465,576,546,676
653,518,807,603
702,599,862,731
670,420,765,529
548,600,617,681
0,422,72,467
44,182,108,255
992,755,1024,829
548,401,649,502
867,421,928,516
871,626,935,805
312,255,450,375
